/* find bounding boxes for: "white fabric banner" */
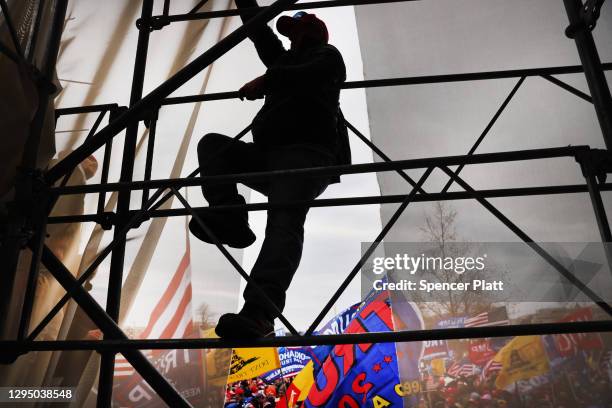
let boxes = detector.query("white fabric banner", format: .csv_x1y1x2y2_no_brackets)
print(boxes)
354,0,612,242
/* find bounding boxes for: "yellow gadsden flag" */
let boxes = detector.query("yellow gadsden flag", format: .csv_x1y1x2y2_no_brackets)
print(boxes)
226,348,281,383
493,335,550,389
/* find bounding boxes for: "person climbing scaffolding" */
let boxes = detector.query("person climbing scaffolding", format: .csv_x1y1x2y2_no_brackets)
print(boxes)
190,1,350,338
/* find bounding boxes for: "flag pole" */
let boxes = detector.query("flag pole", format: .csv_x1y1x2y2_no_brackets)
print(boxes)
514,381,523,408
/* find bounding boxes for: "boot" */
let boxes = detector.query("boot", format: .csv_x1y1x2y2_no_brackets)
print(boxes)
189,195,256,248
215,307,274,339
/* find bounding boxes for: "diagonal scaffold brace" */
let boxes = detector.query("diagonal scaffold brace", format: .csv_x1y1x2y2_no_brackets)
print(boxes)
25,245,192,408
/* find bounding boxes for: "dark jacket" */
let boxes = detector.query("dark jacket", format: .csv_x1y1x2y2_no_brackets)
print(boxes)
236,0,351,174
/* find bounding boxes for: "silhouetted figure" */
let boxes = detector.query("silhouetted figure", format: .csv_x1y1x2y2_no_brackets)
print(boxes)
191,1,349,338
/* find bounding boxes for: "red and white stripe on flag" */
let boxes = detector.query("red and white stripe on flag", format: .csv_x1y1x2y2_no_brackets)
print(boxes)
464,307,509,328
480,358,503,381
447,362,478,377
114,351,153,377
139,248,194,340
113,246,194,378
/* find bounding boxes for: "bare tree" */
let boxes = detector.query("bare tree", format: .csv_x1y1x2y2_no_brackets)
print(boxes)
415,202,492,319
197,303,215,331
421,201,458,247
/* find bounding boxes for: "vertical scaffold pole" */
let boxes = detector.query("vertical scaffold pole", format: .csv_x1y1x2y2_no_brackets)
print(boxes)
564,0,612,269
563,0,612,149
97,1,154,406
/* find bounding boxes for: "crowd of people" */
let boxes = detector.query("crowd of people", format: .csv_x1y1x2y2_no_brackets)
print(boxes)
223,359,612,408
418,376,527,408
224,378,290,408
419,366,612,408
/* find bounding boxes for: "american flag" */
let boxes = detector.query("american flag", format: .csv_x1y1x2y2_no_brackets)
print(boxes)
480,358,503,381
138,247,194,340
114,350,153,377
114,245,194,376
447,361,478,377
464,307,509,327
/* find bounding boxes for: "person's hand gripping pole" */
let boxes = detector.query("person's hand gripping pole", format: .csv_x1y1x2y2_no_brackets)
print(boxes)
239,75,266,100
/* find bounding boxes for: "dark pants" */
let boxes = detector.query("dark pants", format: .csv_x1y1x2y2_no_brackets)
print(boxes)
197,133,333,319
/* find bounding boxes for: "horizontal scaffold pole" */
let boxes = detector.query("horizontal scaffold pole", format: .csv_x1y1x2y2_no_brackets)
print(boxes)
50,146,590,196
45,183,612,224
152,0,419,24
57,63,612,118
55,103,119,116
2,320,611,352
161,63,612,105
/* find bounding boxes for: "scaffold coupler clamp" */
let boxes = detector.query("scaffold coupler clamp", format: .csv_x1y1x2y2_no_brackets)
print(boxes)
575,148,612,183
99,211,117,231
128,209,151,229
109,105,129,123
136,16,169,32
143,106,160,129
566,0,605,37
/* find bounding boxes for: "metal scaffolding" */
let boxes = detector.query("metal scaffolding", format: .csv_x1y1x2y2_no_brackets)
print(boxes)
1,0,612,406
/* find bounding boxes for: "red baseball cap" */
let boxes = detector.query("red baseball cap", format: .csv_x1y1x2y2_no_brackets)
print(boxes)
276,11,329,43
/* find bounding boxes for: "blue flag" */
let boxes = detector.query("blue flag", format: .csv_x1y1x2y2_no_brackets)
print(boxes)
261,347,313,381
305,289,420,407
310,303,361,375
